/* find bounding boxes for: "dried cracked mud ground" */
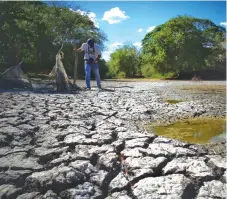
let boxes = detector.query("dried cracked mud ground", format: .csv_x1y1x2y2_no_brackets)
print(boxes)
0,80,226,199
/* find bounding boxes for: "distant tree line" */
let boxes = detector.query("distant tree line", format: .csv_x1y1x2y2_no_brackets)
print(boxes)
108,16,226,79
0,1,108,79
1,2,225,80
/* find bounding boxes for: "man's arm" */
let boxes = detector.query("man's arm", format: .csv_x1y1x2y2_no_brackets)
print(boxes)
95,54,101,62
73,43,85,52
94,46,101,62
73,48,83,52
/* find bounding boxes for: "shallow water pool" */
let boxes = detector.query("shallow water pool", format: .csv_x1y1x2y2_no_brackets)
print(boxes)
150,118,226,144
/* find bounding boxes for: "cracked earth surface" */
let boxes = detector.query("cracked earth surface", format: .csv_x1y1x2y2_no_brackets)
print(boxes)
0,80,226,199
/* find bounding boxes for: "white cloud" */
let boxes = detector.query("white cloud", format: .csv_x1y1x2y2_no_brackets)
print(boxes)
102,42,124,61
102,7,130,24
87,12,99,28
133,42,142,48
146,26,156,33
102,51,112,61
110,42,124,48
220,22,227,27
137,28,143,32
70,8,99,28
69,8,75,12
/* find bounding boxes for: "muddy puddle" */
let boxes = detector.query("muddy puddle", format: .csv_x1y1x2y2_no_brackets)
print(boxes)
165,99,184,104
147,118,226,144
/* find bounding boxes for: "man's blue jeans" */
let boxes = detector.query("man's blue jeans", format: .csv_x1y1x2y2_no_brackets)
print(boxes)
84,62,101,88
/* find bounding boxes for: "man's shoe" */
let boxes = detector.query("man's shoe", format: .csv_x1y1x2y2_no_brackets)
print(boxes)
84,87,91,90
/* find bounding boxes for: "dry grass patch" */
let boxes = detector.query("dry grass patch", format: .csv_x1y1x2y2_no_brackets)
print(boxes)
179,84,226,93
105,78,163,82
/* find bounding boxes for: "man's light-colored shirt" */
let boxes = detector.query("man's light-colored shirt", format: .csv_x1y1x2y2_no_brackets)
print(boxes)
80,43,101,60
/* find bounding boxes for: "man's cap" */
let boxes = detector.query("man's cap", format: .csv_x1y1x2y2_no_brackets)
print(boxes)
87,38,95,47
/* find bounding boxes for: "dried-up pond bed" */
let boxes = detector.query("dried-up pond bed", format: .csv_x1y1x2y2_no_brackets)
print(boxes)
0,80,226,199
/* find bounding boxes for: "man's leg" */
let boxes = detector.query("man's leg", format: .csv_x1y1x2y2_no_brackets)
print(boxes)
84,62,91,88
92,63,101,88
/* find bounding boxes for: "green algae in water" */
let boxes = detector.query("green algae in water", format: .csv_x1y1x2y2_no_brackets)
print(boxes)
151,118,226,144
166,99,184,104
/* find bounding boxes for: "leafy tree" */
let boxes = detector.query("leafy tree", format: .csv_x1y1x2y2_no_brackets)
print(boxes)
108,44,140,78
98,59,109,79
0,1,108,79
141,16,226,76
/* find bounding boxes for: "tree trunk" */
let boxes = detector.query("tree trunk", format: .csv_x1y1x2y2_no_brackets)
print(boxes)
73,43,79,85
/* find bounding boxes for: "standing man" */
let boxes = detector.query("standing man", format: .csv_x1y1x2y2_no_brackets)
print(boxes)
74,38,102,90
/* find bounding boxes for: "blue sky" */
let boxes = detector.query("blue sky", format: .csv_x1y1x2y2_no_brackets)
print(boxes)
45,1,226,60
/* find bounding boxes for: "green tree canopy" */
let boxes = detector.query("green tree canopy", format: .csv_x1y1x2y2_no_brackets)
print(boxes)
141,15,226,75
0,1,108,77
108,44,140,78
